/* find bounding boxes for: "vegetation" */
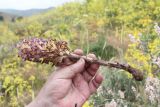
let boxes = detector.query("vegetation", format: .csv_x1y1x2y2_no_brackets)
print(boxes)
0,0,160,106
0,16,4,21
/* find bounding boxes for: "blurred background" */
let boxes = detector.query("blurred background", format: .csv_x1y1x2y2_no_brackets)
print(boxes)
0,0,160,107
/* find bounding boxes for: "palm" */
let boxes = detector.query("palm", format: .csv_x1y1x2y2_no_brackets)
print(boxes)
53,72,91,107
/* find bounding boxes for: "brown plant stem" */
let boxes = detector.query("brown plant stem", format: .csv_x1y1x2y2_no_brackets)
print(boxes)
66,54,143,81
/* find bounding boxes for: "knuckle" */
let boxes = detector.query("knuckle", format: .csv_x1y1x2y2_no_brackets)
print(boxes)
87,53,96,60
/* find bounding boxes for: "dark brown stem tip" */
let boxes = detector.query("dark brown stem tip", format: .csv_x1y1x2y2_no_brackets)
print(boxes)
126,65,144,81
134,74,143,81
131,70,144,81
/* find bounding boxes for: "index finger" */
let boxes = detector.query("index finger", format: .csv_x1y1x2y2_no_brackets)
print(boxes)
83,53,100,82
57,49,84,67
73,49,83,55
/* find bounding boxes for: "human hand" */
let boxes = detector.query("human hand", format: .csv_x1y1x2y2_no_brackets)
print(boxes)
27,49,103,107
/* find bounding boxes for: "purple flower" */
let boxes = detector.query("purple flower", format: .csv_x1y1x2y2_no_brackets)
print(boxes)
128,34,137,43
152,56,160,68
154,23,160,36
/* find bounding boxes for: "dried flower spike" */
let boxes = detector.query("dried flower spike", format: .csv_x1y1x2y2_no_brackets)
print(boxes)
17,38,70,65
17,38,143,81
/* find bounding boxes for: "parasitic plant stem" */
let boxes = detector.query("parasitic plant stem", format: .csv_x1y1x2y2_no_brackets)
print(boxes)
66,54,143,81
17,38,144,81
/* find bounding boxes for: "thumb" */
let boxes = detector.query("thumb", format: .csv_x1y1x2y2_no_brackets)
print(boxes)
55,58,85,79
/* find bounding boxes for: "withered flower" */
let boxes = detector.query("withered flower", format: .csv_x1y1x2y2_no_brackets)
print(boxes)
17,38,70,65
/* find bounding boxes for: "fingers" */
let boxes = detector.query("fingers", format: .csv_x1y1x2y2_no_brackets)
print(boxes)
57,49,84,67
87,53,96,60
73,73,90,100
54,58,85,79
73,49,83,55
83,54,100,82
89,73,103,94
55,49,100,81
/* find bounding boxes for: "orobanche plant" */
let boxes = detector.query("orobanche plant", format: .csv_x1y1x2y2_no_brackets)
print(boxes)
17,38,143,81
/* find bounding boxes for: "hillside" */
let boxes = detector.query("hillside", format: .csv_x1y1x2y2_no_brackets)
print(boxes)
0,7,53,16
0,12,20,22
